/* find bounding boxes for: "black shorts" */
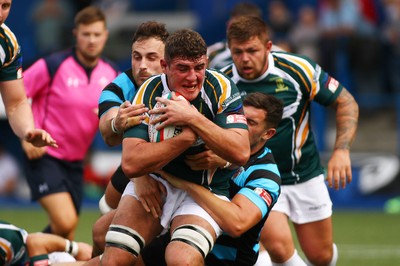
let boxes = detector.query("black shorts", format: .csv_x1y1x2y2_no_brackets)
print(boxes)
24,154,84,213
110,165,130,194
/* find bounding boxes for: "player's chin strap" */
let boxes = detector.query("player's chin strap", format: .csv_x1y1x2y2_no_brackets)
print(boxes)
170,224,214,258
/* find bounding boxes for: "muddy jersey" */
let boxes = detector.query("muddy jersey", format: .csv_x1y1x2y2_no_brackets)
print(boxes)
124,69,248,196
222,51,344,185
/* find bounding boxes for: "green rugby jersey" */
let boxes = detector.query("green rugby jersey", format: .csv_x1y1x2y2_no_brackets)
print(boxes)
124,69,248,196
222,52,344,184
0,221,28,266
0,24,23,81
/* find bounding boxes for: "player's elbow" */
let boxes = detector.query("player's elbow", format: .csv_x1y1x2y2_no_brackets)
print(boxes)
233,148,250,166
223,223,247,238
121,160,144,178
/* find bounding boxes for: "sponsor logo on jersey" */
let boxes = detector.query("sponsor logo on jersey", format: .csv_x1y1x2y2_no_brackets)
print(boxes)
254,187,272,206
226,114,247,124
222,92,241,109
327,77,339,93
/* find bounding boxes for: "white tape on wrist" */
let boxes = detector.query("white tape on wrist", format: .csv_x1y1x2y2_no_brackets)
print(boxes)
111,117,120,134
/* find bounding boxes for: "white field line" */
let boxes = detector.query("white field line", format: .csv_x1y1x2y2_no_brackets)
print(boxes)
338,244,400,258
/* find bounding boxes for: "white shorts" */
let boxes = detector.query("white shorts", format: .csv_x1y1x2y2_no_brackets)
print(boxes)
272,174,332,224
122,174,228,236
48,252,76,263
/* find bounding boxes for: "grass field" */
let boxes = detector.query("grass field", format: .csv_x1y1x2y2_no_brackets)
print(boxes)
1,206,399,266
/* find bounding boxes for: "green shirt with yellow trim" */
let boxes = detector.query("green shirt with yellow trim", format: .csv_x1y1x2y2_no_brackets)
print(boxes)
0,24,23,81
124,70,248,196
222,51,344,185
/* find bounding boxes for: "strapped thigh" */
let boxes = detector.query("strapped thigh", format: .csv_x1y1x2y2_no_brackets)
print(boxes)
170,224,214,258
105,224,145,257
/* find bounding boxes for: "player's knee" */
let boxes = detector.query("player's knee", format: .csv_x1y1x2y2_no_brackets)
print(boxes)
305,243,338,266
99,194,114,215
52,215,78,238
105,224,145,257
265,241,293,262
169,224,214,259
92,220,107,255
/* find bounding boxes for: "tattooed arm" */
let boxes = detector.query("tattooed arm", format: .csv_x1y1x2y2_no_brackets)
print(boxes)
327,88,359,190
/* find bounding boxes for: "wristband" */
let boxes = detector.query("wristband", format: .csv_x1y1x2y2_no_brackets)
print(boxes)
65,239,79,257
111,117,120,134
222,161,232,169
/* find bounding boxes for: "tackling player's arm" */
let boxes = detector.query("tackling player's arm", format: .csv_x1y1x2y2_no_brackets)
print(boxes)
99,101,148,147
157,169,261,237
150,95,250,166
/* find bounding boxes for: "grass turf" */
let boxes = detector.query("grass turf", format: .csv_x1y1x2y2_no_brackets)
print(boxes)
1,206,399,265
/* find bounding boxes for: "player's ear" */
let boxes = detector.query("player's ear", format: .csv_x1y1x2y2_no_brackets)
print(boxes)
262,128,276,141
161,59,168,72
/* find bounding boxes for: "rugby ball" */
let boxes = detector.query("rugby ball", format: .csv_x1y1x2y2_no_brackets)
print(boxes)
148,92,188,142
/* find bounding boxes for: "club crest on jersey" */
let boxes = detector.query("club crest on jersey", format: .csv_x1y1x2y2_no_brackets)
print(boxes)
254,188,272,206
270,77,288,92
226,114,247,124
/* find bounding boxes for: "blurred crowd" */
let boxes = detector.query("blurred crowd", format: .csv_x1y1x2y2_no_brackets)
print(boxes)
26,0,400,99
2,0,400,202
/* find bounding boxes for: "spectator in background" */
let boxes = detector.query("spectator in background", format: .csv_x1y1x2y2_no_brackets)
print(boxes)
382,0,400,93
318,0,359,89
31,0,74,56
0,141,20,197
22,6,119,241
289,5,320,62
266,0,293,52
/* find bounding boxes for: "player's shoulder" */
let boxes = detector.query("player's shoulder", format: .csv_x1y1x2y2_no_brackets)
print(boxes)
0,24,18,47
272,51,318,78
132,74,164,106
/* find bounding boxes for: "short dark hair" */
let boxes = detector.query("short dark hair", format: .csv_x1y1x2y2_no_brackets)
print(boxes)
243,92,283,129
230,2,262,19
227,16,269,46
131,21,169,45
74,6,106,27
164,29,207,63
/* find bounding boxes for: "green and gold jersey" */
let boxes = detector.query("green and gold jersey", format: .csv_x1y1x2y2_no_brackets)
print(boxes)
124,69,248,196
222,52,343,184
0,221,28,266
0,24,22,81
